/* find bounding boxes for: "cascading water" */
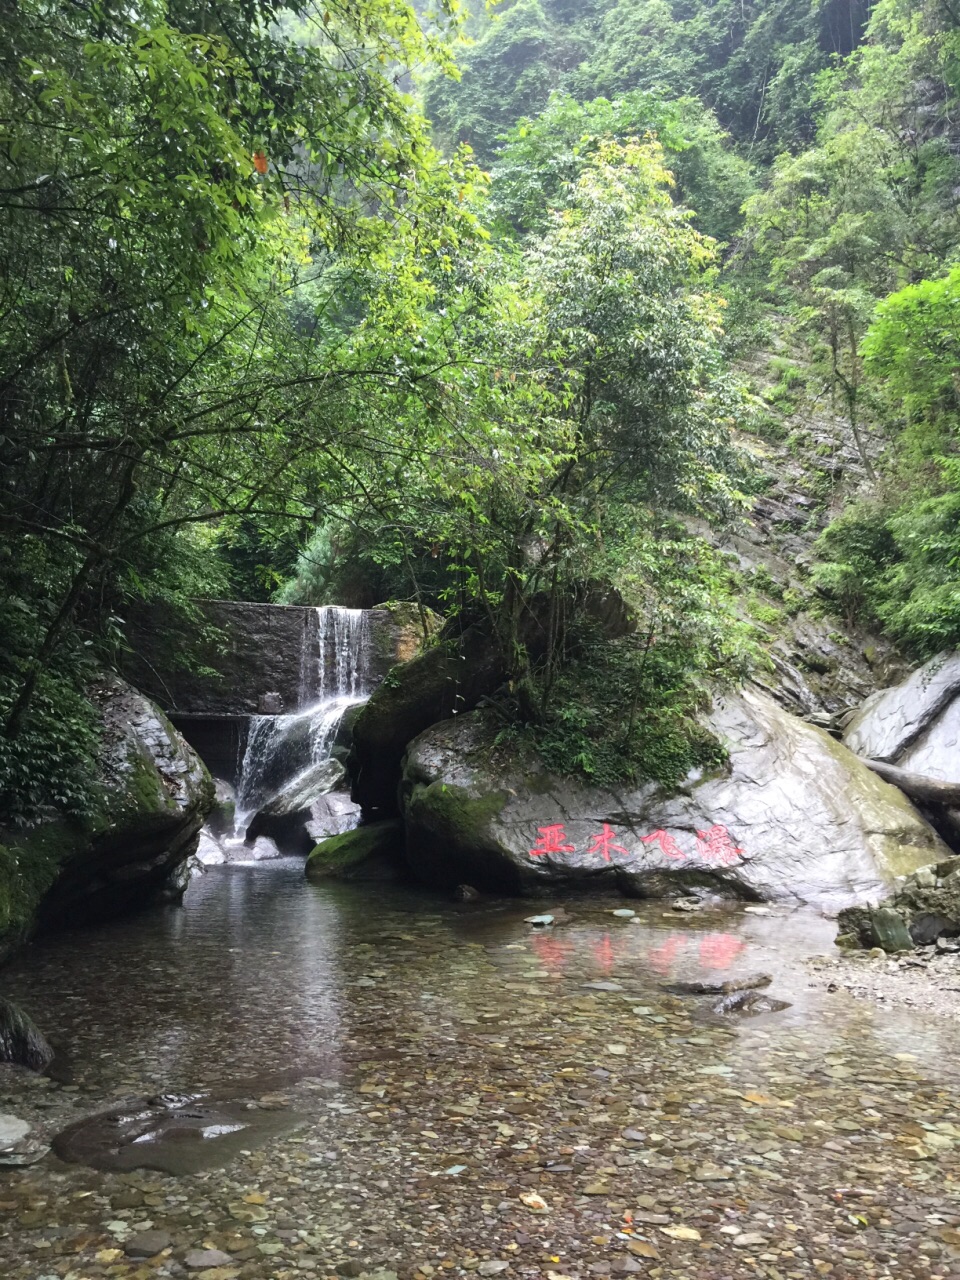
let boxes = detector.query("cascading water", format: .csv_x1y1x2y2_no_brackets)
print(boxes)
230,606,371,844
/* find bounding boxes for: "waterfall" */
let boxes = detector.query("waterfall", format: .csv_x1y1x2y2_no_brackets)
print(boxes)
231,606,371,840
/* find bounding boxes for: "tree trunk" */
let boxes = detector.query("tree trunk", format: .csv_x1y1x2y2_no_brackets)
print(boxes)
861,757,960,806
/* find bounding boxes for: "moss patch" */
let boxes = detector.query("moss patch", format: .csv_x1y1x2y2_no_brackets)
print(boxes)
0,821,77,952
306,821,404,881
406,782,509,849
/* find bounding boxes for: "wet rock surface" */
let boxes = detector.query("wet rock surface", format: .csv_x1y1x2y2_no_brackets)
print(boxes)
0,996,53,1071
402,689,946,906
1,862,960,1278
248,758,352,852
843,651,960,769
54,1091,306,1175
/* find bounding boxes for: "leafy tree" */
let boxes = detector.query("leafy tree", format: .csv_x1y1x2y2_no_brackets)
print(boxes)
577,0,871,154
813,268,960,656
0,0,477,812
459,139,749,771
863,266,960,436
491,91,754,244
424,0,558,162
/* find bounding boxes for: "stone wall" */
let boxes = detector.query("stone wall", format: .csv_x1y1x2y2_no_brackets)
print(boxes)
124,599,426,716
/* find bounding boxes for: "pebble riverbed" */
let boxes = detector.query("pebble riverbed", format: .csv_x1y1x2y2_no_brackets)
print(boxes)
0,859,959,1280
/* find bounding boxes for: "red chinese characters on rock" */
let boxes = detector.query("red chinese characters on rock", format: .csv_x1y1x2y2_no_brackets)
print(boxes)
694,824,743,865
529,824,576,857
587,823,629,862
527,820,746,865
640,828,685,860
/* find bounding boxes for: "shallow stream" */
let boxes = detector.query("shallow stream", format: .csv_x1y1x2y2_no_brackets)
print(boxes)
0,860,958,1278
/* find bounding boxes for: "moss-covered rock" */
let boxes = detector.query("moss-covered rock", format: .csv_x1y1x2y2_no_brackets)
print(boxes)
350,624,505,816
837,856,960,950
403,780,515,892
305,821,404,882
0,674,213,956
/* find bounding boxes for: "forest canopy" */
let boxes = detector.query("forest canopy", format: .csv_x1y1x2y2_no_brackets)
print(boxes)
3,0,960,821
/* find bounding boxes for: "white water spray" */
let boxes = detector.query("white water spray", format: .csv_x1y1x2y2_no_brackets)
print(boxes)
232,606,371,838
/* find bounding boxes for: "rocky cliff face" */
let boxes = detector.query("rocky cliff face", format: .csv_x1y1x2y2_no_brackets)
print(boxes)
717,338,907,720
400,688,945,906
124,600,428,717
0,675,213,956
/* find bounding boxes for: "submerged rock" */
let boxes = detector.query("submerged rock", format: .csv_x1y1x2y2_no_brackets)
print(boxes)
401,688,946,905
54,1090,305,1175
712,989,791,1017
305,820,404,882
0,997,53,1071
666,973,772,996
452,883,481,901
0,1110,47,1167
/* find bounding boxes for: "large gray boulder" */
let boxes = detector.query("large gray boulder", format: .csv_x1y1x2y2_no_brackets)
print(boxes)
247,757,352,852
402,688,946,906
843,651,960,773
0,674,213,954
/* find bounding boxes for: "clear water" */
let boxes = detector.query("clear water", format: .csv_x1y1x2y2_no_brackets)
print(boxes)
2,867,960,1276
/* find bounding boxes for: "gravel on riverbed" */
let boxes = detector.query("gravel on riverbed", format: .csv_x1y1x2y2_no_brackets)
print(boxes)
1,879,960,1280
806,941,960,1018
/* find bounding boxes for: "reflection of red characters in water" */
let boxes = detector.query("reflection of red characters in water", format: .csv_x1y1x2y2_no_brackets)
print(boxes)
529,824,576,857
648,933,684,974
587,823,629,862
530,932,575,976
593,933,616,973
640,829,685,860
698,932,746,969
695,825,743,865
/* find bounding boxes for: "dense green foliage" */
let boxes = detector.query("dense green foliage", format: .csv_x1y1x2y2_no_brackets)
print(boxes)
0,0,475,816
7,0,960,820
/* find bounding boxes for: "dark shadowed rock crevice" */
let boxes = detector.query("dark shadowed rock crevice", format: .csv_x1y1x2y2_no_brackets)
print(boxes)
350,624,507,817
